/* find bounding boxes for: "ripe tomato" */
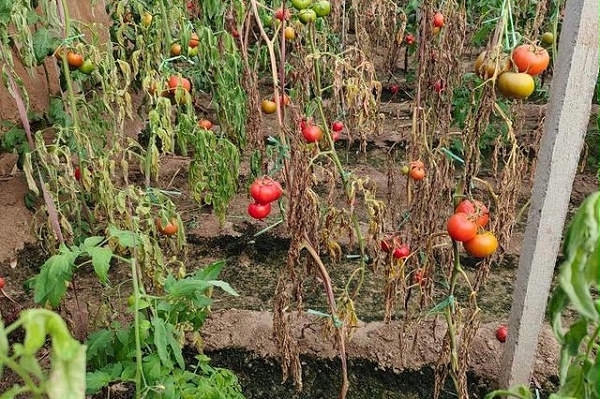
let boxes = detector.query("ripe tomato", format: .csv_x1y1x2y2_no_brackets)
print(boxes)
198,119,212,130
170,43,182,56
0,277,4,289
274,7,291,21
413,269,425,286
284,26,296,41
189,32,200,48
390,84,399,94
409,166,425,180
250,176,283,204
231,28,240,38
446,212,478,242
434,79,444,93
380,238,393,253
156,218,179,236
272,93,290,107
474,51,511,79
496,325,508,343
302,125,323,143
74,167,82,181
67,52,84,68
167,76,191,92
405,34,415,45
463,231,498,257
332,121,344,132
497,72,535,99
261,99,277,114
393,244,410,259
331,131,341,141
455,199,489,228
248,202,272,219
433,12,444,28
511,44,550,76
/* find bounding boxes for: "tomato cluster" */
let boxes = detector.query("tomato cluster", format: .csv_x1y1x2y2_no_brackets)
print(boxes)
446,199,498,258
474,43,550,100
247,176,283,220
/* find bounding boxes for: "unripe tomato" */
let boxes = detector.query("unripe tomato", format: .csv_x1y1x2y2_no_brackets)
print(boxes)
446,212,477,242
141,12,153,27
433,12,444,28
291,0,311,10
302,125,323,143
187,46,198,57
78,59,95,74
198,119,212,130
474,51,511,79
496,325,508,342
284,26,296,41
312,0,331,17
248,202,272,219
463,231,498,257
156,217,179,235
298,8,317,24
261,99,277,114
497,72,535,99
541,32,554,45
401,165,410,175
250,176,283,204
455,199,489,228
511,44,550,76
274,7,291,21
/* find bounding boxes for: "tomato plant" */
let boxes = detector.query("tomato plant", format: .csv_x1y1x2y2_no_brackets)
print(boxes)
248,202,272,219
462,231,498,257
511,44,550,76
250,176,283,204
446,213,478,242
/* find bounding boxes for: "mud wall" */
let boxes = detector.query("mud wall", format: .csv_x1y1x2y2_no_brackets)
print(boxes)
0,1,110,122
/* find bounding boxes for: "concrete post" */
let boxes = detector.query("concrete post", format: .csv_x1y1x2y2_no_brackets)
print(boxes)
498,0,599,389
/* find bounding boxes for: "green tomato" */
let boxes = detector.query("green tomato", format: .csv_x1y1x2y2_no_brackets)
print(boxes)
291,0,312,10
298,8,317,24
312,0,331,17
187,46,198,57
78,59,95,74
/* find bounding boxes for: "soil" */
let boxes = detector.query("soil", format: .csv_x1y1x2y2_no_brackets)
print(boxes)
0,92,598,397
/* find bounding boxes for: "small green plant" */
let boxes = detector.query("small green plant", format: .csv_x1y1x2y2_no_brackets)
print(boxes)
486,191,599,399
0,309,86,399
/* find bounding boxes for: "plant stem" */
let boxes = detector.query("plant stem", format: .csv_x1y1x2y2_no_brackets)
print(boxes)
130,257,143,399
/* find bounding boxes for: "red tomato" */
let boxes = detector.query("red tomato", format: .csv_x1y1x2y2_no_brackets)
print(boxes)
74,167,82,181
455,199,489,228
189,32,200,48
433,12,444,28
463,231,498,257
302,125,323,143
434,79,445,93
231,28,240,38
248,202,272,219
332,121,344,132
390,84,399,94
413,269,426,286
250,176,283,204
272,93,290,107
446,212,478,242
274,7,291,21
496,325,508,342
167,76,191,92
511,44,550,76
405,34,415,45
0,277,5,289
380,238,393,253
393,244,410,259
331,131,341,141
156,218,179,236
409,166,425,181
198,119,212,130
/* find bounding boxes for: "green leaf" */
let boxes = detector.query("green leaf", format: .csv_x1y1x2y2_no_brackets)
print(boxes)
33,251,78,307
195,260,225,281
556,360,585,398
484,385,533,399
82,236,104,248
31,27,60,65
47,344,87,399
85,370,114,394
108,226,140,248
22,312,47,355
166,323,185,369
151,316,169,367
87,247,113,284
207,280,239,297
85,329,114,365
